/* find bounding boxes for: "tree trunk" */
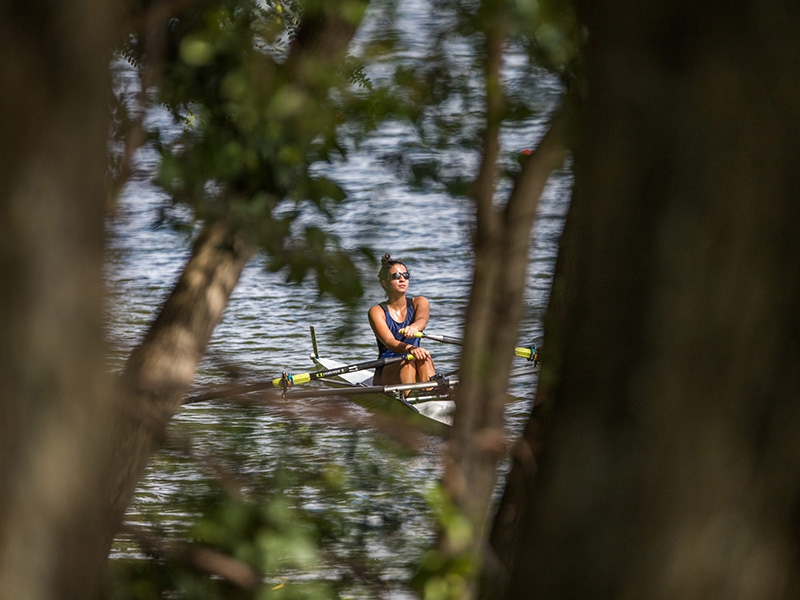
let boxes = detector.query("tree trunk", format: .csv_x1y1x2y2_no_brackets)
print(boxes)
492,2,800,598
447,115,567,539
0,0,121,597
108,219,255,529
0,1,370,597
483,169,578,596
437,0,568,583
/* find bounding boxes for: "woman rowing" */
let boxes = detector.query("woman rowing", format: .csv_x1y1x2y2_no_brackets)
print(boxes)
368,253,436,386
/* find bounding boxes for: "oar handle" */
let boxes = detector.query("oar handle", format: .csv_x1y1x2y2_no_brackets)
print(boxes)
400,329,423,338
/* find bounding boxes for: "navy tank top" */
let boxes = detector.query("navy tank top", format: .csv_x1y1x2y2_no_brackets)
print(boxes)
376,298,421,359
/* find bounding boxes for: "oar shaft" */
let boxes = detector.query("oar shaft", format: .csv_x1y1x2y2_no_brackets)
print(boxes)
184,381,273,404
185,354,416,404
400,330,463,345
402,329,538,362
281,378,450,400
424,333,463,345
271,354,413,387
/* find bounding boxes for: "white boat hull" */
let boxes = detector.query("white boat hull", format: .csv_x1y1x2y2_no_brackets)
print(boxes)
310,354,455,428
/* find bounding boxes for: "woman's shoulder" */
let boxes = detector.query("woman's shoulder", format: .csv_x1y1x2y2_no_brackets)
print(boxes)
367,303,386,327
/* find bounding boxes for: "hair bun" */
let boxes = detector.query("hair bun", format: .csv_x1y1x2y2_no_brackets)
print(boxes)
381,253,392,267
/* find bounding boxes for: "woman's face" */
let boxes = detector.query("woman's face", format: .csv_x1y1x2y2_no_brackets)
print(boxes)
383,263,410,293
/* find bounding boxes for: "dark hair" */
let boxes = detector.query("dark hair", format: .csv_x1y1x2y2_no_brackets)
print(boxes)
378,253,407,281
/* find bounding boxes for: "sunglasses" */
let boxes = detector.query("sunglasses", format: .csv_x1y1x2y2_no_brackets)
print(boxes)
388,271,411,281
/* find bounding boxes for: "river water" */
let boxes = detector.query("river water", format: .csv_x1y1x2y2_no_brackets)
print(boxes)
106,4,570,596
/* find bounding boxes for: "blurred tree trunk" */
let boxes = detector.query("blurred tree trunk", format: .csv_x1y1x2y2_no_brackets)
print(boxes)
486,1,800,598
0,0,120,597
446,113,566,550
438,1,568,593
0,1,367,597
108,219,254,529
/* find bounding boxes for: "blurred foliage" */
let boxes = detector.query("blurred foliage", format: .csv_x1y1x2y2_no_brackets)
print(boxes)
112,406,441,598
511,0,582,74
114,0,373,304
339,0,579,202
410,484,479,600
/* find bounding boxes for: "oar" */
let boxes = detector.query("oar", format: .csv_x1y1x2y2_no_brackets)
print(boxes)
282,377,451,399
399,328,462,345
279,378,455,416
402,331,464,345
279,380,440,400
183,354,414,405
189,378,452,418
400,329,539,362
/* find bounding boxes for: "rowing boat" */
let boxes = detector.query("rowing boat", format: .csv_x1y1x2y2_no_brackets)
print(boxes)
183,327,538,436
302,327,544,434
306,327,456,434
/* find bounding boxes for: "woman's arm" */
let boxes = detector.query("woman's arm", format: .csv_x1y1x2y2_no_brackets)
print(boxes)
368,305,415,354
401,296,430,338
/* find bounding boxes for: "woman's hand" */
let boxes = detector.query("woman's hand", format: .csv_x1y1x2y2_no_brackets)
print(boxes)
400,325,421,338
408,345,431,362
